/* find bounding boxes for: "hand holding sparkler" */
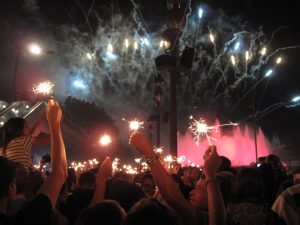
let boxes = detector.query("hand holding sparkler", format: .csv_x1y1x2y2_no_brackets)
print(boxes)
203,145,222,180
98,157,112,178
46,99,62,127
129,132,155,158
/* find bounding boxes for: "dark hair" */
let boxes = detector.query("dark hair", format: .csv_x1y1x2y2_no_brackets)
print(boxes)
0,156,16,199
76,200,125,225
14,162,29,195
234,167,265,203
1,118,26,155
123,198,182,225
78,171,96,187
141,173,154,185
106,178,146,212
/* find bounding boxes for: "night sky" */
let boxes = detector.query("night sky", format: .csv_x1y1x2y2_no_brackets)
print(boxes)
0,0,300,158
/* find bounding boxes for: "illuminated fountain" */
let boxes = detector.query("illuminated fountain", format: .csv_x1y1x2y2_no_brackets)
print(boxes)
178,121,272,166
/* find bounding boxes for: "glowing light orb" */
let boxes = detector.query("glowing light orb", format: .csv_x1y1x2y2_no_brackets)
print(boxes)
260,47,267,56
122,118,144,131
276,57,282,64
234,42,240,51
33,81,54,95
99,134,112,146
28,43,42,55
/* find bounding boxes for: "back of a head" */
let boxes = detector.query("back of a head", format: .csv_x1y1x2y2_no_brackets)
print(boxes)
76,200,125,225
1,118,25,148
216,171,236,205
106,178,146,212
0,156,16,199
123,198,181,225
235,167,264,203
14,162,29,195
78,171,96,189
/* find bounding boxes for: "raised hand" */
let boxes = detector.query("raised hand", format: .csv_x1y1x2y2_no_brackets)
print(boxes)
203,145,222,179
99,157,112,178
129,132,154,157
46,99,62,127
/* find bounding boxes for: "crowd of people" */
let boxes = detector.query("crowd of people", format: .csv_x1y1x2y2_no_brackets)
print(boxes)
0,99,300,225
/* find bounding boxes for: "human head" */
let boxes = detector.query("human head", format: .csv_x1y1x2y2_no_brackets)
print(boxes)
189,179,208,210
1,118,27,149
106,178,146,212
189,167,200,182
141,173,156,197
218,156,232,172
123,198,181,225
235,167,264,203
76,200,125,225
14,162,28,195
78,171,96,190
266,154,283,170
0,157,17,207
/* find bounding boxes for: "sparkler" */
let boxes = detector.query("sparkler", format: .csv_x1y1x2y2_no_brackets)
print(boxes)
154,146,164,154
99,134,112,146
33,81,54,96
122,118,144,131
189,116,238,145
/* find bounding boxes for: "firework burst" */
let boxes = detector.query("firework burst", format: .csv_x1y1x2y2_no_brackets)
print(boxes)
33,81,54,96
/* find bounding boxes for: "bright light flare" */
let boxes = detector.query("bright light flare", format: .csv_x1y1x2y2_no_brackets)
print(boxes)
265,69,273,77
291,96,300,102
122,118,144,131
209,33,215,43
28,43,42,55
276,57,282,64
234,42,240,51
99,134,112,146
154,146,164,154
245,51,250,61
198,8,204,19
33,81,54,95
124,39,129,48
231,55,236,66
134,42,138,50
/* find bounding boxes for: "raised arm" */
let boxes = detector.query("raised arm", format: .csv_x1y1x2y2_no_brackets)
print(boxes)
90,157,112,205
38,99,67,208
203,146,227,225
129,132,197,224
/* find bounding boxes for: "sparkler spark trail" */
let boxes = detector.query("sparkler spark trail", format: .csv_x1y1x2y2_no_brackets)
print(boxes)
122,118,144,131
189,116,238,145
33,81,54,96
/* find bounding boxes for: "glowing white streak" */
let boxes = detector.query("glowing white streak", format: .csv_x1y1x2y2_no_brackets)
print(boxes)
134,41,138,50
265,69,273,77
124,39,129,48
209,33,215,43
292,96,300,102
198,8,204,19
245,51,250,61
276,57,282,64
231,55,236,66
159,40,164,48
234,42,240,51
260,47,267,56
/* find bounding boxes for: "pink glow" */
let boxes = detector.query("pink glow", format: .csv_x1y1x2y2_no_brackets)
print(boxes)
178,121,272,166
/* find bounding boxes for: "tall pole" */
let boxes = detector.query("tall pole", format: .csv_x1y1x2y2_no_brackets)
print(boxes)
169,67,178,156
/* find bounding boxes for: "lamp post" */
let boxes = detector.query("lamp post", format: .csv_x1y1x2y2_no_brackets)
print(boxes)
155,0,192,157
